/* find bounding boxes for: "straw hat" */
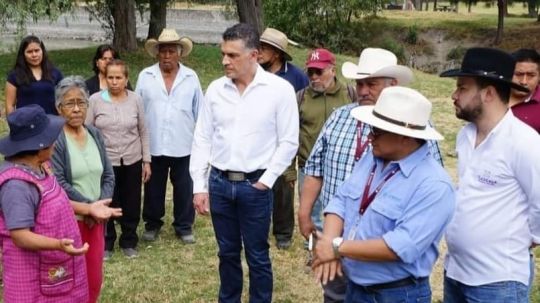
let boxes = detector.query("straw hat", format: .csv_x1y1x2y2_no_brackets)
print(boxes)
144,28,193,58
351,86,443,141
342,48,413,85
260,28,294,61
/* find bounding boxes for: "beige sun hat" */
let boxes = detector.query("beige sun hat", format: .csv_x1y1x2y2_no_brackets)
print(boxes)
342,48,413,85
260,27,296,61
350,86,443,141
144,28,193,58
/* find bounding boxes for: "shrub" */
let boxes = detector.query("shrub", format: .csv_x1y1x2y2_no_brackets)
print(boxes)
447,45,467,61
405,25,418,45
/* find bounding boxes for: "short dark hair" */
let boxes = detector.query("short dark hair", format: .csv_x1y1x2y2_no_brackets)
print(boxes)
474,77,511,104
511,48,540,66
223,23,260,50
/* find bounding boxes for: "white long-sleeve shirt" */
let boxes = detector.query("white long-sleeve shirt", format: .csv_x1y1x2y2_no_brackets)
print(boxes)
190,66,299,193
445,110,540,286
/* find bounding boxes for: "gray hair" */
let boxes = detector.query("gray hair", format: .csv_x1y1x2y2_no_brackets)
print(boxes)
55,76,90,108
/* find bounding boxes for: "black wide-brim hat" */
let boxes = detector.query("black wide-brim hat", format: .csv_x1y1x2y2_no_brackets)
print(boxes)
440,47,529,93
0,104,65,157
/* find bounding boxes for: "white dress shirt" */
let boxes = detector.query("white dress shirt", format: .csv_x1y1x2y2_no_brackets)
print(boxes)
135,63,204,157
445,110,540,286
190,66,299,193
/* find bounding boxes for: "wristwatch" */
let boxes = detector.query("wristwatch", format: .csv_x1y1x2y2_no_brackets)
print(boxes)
332,237,344,258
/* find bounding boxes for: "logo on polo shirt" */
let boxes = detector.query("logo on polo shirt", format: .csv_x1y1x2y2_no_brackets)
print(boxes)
477,170,498,186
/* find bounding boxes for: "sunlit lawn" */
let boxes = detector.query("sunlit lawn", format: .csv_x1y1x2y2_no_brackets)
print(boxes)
0,5,539,300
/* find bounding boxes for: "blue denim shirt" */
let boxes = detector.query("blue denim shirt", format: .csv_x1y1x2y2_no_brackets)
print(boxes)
324,143,455,285
275,62,309,92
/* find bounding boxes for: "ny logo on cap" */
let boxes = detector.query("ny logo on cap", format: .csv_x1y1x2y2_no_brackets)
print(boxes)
311,51,320,61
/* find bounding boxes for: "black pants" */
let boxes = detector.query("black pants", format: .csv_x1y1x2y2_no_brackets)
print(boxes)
106,159,142,250
272,175,295,241
142,155,194,235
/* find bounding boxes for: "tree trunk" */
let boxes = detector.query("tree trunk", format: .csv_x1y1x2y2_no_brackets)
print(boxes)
147,0,167,39
468,0,472,13
503,0,509,16
235,0,264,34
112,0,137,52
494,0,505,45
414,0,422,10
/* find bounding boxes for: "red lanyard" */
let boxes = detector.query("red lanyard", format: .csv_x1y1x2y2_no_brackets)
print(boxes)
359,164,400,215
355,121,370,161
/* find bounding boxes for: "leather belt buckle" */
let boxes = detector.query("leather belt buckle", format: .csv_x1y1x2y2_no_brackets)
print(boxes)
227,171,246,181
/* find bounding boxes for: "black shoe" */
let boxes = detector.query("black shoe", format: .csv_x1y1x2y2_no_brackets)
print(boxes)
142,229,159,241
276,239,291,250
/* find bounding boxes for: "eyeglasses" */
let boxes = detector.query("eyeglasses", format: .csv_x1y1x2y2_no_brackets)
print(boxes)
370,127,391,138
307,68,325,77
61,99,88,109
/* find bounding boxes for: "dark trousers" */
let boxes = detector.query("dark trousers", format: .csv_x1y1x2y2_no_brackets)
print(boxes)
106,160,142,250
143,155,194,235
209,167,273,303
271,175,294,241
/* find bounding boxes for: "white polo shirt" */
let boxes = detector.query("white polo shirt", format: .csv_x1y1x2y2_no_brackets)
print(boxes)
445,110,540,286
189,66,299,193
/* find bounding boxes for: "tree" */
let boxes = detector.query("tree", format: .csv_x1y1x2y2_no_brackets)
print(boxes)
147,0,168,39
236,0,264,33
264,0,383,52
0,0,72,33
494,0,505,44
113,0,138,52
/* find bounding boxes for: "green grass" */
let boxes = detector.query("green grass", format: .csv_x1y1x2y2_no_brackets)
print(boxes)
1,6,540,300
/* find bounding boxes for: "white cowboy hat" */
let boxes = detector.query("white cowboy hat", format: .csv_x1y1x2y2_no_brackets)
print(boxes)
342,48,413,85
350,86,443,141
260,27,295,61
144,28,193,58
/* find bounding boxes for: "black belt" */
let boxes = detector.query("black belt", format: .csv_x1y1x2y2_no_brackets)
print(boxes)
355,276,428,292
212,167,265,182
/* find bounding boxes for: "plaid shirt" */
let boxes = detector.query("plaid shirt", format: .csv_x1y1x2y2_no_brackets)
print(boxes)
304,103,444,209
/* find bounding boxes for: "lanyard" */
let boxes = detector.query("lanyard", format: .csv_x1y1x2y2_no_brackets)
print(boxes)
354,121,370,161
359,164,400,215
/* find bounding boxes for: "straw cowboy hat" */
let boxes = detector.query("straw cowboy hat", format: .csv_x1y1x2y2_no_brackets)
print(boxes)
260,28,296,61
0,105,65,157
351,86,443,141
144,28,193,58
440,47,529,92
342,48,413,85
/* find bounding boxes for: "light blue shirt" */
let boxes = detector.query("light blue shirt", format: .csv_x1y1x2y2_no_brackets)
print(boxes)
135,63,204,157
324,143,455,286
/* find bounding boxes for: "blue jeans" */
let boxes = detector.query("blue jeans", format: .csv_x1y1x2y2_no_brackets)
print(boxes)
298,168,323,230
345,278,431,303
209,168,273,303
444,275,528,303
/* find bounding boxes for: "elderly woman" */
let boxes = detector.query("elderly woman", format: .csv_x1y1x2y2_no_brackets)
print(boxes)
0,104,120,302
87,59,151,259
51,76,116,303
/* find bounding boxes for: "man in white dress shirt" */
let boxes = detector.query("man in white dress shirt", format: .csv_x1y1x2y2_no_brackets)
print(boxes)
440,47,540,303
189,23,299,303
